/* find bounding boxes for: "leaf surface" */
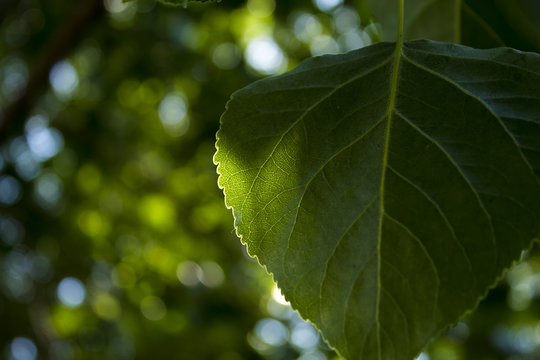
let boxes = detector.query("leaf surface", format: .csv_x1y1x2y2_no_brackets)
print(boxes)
364,0,540,51
214,40,540,360
364,0,461,43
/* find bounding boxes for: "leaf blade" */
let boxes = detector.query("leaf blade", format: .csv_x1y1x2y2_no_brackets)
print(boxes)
215,40,540,360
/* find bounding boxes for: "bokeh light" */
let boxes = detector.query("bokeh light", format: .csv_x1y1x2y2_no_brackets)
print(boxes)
158,93,190,136
247,0,276,18
9,337,37,360
212,42,242,70
245,36,287,75
33,172,63,210
140,296,166,321
92,293,121,320
271,285,289,305
0,217,25,245
25,115,64,162
312,0,343,13
176,261,203,287
254,318,289,347
0,175,22,205
57,277,86,307
292,13,322,43
310,35,340,55
290,322,319,350
49,60,79,99
199,261,225,288
1,57,28,101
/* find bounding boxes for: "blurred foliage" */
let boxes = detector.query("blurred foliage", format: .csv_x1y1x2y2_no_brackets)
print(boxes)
0,0,539,360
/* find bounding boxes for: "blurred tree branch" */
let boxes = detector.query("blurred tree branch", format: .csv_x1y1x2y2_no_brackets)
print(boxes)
0,0,105,142
0,0,18,24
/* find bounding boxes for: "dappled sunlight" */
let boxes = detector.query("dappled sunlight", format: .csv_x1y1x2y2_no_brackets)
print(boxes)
272,284,290,306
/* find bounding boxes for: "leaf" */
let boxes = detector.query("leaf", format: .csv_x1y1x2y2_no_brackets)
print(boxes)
363,0,461,43
491,0,540,52
214,40,540,360
463,0,540,52
460,0,505,49
362,0,540,51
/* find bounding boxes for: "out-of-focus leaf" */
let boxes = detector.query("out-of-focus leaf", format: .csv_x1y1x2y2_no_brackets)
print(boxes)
481,0,540,51
362,0,540,51
215,40,540,359
460,1,505,49
362,0,460,43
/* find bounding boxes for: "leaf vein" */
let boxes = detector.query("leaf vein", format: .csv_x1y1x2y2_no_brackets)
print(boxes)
319,193,380,323
384,213,441,311
393,109,497,258
239,54,395,231
387,165,474,272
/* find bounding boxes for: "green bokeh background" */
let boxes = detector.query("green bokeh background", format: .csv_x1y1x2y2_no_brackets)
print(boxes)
0,0,539,359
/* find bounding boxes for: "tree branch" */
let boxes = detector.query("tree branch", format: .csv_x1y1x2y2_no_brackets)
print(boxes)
0,0,105,142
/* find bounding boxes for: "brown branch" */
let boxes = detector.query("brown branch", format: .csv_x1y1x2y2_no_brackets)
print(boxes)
0,0,18,24
0,0,105,142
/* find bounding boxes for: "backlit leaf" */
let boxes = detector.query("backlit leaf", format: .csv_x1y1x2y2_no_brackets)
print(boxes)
363,0,461,43
214,40,540,359
363,0,540,51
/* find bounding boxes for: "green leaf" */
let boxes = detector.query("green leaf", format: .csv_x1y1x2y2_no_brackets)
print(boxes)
214,40,540,360
363,0,540,51
363,0,461,43
463,0,540,52
460,0,505,49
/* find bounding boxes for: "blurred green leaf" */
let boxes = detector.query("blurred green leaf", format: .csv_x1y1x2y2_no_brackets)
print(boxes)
215,40,540,359
362,0,540,51
465,0,540,52
362,0,461,42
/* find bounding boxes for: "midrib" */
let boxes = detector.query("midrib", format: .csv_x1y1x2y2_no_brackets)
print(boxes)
375,28,404,360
